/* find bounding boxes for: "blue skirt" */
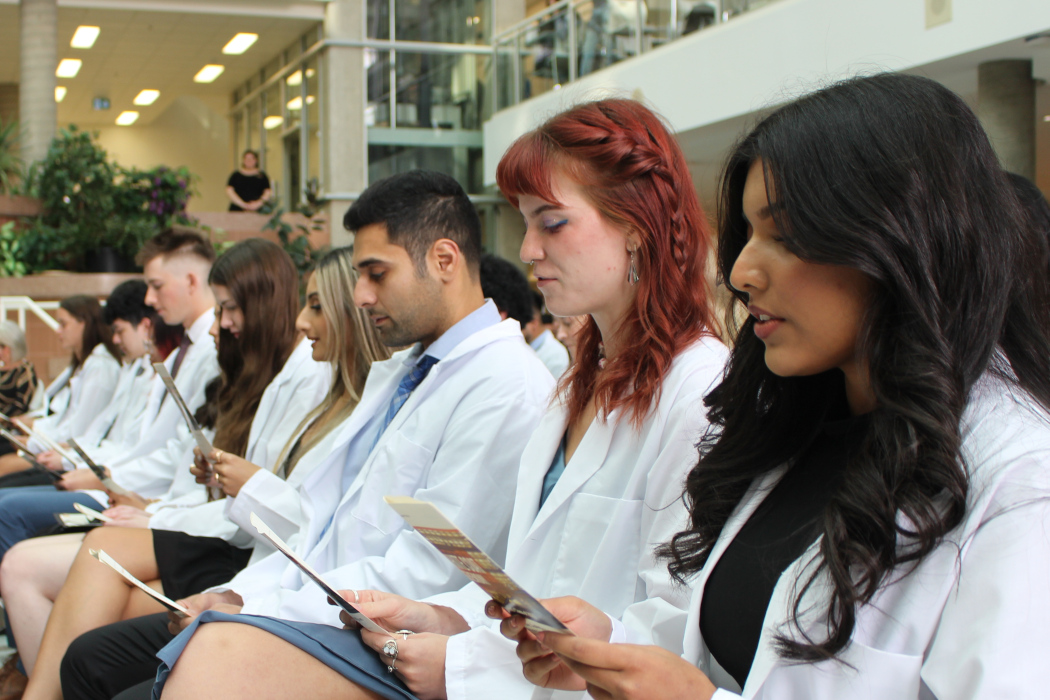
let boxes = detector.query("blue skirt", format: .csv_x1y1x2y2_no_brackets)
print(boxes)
152,612,418,700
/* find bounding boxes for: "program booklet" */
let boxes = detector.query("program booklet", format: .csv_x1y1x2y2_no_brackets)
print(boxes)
68,439,132,497
89,549,189,617
152,364,215,459
383,496,573,635
248,512,390,634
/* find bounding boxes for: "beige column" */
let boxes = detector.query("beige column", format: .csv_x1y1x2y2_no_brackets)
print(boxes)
977,59,1036,180
322,0,366,248
19,0,58,165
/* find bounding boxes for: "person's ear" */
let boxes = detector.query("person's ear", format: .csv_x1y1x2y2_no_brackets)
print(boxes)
429,239,461,282
139,317,153,336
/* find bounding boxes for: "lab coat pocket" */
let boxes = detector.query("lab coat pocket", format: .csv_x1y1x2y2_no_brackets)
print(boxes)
353,431,435,535
551,493,643,616
763,640,922,699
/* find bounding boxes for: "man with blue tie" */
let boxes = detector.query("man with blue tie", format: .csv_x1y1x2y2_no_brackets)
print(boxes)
58,171,556,700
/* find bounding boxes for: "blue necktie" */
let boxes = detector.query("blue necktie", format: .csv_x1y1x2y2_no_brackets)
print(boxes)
371,355,438,451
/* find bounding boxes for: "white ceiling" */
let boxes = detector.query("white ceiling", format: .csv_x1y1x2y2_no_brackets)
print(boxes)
0,0,322,127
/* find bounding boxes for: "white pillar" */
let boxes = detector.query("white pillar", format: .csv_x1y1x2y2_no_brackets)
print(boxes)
19,0,58,165
322,0,366,248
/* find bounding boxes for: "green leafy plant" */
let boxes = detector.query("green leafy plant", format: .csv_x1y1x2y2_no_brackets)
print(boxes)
0,222,27,277
0,119,23,194
16,127,198,273
262,178,327,281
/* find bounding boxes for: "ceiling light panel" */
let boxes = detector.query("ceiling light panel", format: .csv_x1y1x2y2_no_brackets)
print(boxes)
116,111,139,126
71,26,100,49
133,89,160,106
263,116,284,130
56,59,82,78
55,86,67,102
194,64,225,83
223,33,258,55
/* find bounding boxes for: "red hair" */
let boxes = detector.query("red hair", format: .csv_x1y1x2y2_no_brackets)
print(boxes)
497,99,715,427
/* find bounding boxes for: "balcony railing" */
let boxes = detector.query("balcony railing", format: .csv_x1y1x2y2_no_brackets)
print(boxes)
492,0,780,111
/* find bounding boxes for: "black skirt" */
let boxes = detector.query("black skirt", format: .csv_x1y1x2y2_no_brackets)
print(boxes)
152,530,253,600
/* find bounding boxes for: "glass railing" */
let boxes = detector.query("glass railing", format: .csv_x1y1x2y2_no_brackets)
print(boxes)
493,0,780,111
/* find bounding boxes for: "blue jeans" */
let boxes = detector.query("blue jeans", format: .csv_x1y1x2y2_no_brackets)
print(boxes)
0,486,102,561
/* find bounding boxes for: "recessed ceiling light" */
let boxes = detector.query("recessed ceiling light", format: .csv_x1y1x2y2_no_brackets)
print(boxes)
263,115,284,130
56,59,82,78
194,64,225,83
285,68,316,87
133,89,160,106
285,95,316,111
71,26,100,49
116,111,139,126
55,86,67,102
1044,115,1050,122
223,33,258,55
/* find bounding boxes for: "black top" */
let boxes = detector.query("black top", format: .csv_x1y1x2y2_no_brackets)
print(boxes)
699,400,868,689
227,170,270,211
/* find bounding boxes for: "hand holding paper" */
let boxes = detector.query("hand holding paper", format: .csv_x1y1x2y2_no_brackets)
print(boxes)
67,439,131,497
384,496,573,635
248,512,390,634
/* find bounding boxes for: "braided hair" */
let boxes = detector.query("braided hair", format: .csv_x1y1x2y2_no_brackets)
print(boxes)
497,99,715,427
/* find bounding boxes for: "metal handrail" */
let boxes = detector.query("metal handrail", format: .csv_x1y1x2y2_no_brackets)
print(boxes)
0,296,60,332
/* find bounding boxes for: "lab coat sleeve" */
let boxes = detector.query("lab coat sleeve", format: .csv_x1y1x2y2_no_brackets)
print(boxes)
149,498,242,542
218,549,292,605
225,469,302,547
919,480,1050,699
110,428,196,499
267,394,548,625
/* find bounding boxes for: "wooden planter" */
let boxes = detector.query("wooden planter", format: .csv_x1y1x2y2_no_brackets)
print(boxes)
0,195,42,227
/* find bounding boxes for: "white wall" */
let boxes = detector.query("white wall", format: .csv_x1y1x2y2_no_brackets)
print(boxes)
484,0,1050,186
91,95,232,213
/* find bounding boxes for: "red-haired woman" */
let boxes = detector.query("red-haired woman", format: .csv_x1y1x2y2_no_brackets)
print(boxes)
156,99,729,700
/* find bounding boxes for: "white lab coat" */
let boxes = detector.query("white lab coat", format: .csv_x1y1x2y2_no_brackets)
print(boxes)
147,339,329,559
223,320,555,625
430,336,727,700
109,309,219,475
531,330,570,378
31,343,121,447
225,420,346,561
656,376,1050,700
61,357,155,469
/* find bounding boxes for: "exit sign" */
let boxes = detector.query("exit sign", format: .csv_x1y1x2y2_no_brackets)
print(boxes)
92,97,110,110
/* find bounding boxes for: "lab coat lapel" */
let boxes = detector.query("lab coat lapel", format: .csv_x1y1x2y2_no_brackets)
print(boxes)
298,355,410,555
742,539,825,696
506,403,568,555
527,408,617,535
683,467,787,664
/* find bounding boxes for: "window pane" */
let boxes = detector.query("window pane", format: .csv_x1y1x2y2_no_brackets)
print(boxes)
395,51,483,130
367,0,390,40
367,50,392,127
368,144,482,193
395,0,487,44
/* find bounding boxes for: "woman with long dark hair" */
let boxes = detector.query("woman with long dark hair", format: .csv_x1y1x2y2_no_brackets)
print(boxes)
0,296,122,475
156,99,727,700
503,73,1050,699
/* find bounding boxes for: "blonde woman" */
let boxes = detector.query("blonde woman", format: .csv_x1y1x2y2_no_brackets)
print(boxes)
1,248,389,700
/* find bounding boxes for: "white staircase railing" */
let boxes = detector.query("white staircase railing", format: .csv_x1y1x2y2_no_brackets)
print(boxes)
0,296,61,331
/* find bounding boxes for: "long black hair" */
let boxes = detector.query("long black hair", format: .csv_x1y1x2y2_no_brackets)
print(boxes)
661,73,1050,661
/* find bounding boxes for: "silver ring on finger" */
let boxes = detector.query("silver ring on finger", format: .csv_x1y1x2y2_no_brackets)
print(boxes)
386,660,397,673
382,639,398,660
396,629,414,640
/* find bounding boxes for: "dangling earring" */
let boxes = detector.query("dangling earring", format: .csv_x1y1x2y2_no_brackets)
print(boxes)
627,248,640,286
